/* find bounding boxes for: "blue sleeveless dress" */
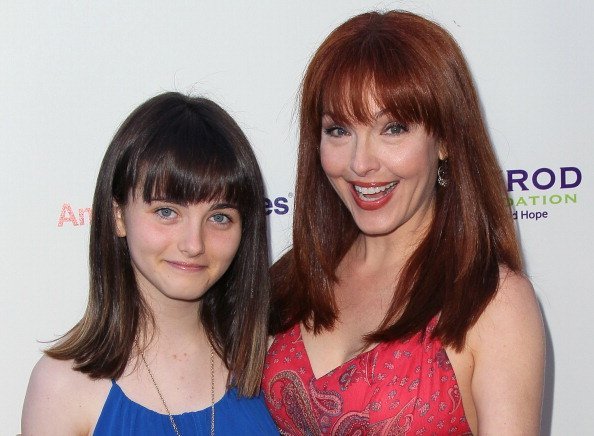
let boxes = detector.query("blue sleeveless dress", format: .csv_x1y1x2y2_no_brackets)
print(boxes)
94,380,279,435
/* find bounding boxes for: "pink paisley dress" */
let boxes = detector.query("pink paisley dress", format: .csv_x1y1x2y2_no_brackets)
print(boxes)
262,318,472,435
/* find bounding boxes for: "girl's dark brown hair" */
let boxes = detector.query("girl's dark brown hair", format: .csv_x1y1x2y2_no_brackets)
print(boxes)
47,92,270,396
270,11,522,350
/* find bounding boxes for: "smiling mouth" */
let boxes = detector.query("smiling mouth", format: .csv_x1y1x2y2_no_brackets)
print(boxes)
167,261,205,271
352,181,398,201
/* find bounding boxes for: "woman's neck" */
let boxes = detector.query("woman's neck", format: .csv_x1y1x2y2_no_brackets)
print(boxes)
347,203,434,274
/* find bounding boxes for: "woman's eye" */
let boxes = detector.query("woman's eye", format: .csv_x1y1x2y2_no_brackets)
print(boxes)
156,208,177,219
210,213,231,224
323,126,349,138
384,123,408,135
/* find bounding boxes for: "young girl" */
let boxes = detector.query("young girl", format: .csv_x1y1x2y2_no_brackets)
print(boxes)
22,92,278,435
264,11,544,435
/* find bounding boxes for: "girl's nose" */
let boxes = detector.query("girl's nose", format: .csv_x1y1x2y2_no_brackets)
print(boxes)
177,222,205,257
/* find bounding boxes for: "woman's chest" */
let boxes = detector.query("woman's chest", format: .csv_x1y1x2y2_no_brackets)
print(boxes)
263,325,471,435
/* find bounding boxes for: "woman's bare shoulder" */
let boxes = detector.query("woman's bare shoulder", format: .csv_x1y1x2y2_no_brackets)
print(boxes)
467,266,544,380
471,267,542,339
21,355,110,435
495,266,540,309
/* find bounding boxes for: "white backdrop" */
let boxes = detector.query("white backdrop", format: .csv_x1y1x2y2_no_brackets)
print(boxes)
2,1,592,434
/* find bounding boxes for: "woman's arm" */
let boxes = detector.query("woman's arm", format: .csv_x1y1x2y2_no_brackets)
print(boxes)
21,355,107,436
467,269,545,435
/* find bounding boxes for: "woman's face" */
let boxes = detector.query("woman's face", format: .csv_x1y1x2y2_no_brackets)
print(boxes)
320,101,443,240
114,193,242,305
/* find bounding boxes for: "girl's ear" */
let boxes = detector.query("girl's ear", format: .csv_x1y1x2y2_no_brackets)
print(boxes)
113,201,127,237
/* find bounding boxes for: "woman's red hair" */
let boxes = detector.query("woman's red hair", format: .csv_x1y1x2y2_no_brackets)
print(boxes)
270,11,522,350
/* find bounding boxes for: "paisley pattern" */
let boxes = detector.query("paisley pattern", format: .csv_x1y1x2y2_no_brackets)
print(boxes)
263,319,472,435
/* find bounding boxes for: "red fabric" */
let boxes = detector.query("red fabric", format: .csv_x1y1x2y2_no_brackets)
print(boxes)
262,319,472,435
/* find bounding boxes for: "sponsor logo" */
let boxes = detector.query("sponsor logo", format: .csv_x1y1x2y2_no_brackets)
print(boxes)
264,194,292,216
506,166,581,221
57,203,92,227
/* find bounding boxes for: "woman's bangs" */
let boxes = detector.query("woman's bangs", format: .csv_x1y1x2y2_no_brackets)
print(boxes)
319,38,438,132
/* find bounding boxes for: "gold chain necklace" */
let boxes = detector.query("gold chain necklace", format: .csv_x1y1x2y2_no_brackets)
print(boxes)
140,345,215,436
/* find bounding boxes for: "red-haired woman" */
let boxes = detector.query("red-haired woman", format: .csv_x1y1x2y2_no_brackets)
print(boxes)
263,11,544,435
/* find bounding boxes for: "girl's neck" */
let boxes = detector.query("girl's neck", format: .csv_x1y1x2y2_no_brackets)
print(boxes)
119,304,223,415
138,293,205,355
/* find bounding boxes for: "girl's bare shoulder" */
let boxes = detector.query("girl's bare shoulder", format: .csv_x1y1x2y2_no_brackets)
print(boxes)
22,355,111,435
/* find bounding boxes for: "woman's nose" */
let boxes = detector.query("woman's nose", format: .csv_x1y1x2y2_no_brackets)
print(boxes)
350,133,380,177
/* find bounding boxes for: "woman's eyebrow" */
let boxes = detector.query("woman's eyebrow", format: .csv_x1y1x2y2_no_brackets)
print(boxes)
322,109,390,121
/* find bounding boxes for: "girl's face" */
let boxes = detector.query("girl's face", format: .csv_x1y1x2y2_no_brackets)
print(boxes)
114,193,242,305
320,100,443,241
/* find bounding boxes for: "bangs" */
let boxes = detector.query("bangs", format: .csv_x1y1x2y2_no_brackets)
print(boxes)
140,148,242,207
315,19,442,135
131,113,244,208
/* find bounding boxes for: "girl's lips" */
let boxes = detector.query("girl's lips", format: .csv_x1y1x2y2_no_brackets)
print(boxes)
350,181,397,210
166,261,205,271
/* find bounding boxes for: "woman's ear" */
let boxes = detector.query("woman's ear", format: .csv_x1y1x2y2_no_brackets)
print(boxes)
438,141,448,161
113,201,127,237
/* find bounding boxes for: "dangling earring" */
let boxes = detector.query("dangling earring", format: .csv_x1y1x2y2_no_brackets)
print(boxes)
437,159,448,187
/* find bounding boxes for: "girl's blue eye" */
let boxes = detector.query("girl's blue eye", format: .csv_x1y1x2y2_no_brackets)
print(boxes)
211,213,230,224
156,208,176,219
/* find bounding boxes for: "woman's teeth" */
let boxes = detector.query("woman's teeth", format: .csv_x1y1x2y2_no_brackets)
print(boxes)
353,182,397,197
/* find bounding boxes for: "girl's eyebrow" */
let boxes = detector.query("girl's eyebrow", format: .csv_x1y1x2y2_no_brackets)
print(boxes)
147,199,238,211
148,197,184,205
210,202,237,211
